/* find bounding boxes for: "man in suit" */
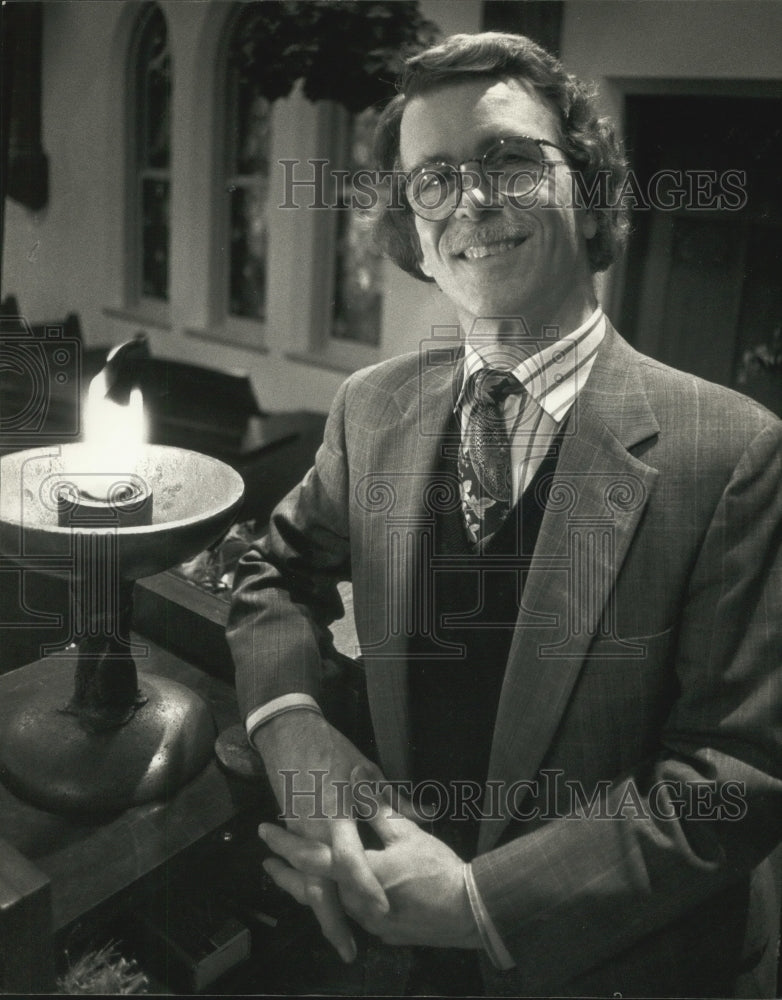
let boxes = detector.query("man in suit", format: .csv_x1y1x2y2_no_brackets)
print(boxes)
227,32,782,997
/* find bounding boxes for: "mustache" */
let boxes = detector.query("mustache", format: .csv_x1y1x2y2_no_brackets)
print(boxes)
443,220,534,256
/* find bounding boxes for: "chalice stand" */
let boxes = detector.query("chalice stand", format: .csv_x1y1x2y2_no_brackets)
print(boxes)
0,443,244,815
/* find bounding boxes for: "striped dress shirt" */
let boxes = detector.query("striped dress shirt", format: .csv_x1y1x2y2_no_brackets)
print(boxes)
458,307,606,502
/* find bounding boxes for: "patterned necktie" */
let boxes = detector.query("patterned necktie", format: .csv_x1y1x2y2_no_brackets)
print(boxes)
458,369,524,550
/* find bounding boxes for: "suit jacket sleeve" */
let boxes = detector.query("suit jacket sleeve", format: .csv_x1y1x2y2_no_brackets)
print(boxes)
226,376,352,724
471,417,782,991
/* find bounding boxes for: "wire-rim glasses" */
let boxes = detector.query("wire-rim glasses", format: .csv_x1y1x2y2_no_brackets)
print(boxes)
405,135,566,222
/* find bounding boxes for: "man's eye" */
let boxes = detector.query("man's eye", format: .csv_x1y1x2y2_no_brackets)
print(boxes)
418,170,449,193
489,138,542,169
490,151,539,171
410,167,458,210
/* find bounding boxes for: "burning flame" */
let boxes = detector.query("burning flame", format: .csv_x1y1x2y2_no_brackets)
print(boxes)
84,379,146,468
71,372,147,501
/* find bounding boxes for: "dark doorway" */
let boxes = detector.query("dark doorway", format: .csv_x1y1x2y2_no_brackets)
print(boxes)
619,95,782,416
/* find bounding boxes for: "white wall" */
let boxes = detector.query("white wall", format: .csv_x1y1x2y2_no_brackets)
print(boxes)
563,0,782,94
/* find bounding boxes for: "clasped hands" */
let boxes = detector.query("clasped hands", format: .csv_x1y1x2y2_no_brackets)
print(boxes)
254,712,479,963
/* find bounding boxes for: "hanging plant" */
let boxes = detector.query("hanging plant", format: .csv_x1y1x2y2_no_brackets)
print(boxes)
230,1,438,112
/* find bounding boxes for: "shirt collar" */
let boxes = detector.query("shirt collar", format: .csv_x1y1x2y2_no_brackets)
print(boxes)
457,307,606,421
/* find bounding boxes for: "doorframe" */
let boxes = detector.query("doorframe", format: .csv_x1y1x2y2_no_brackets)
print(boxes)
601,77,782,326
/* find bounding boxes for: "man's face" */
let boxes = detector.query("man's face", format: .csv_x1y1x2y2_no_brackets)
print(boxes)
399,78,597,335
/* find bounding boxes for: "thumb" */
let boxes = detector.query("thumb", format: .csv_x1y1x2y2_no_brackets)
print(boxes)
349,763,435,825
384,784,435,825
350,764,408,845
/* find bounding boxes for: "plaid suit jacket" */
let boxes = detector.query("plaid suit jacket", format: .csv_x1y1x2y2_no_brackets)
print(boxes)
228,325,782,996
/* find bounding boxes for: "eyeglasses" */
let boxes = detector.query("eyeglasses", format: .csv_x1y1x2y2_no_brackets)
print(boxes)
404,135,566,222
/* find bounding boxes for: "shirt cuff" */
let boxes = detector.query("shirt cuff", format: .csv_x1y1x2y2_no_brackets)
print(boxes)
245,694,323,742
463,862,516,970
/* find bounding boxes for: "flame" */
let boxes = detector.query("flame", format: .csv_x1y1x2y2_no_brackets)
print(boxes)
71,375,147,500
84,380,146,467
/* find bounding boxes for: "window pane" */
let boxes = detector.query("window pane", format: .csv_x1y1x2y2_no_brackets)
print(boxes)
332,213,383,345
229,185,267,320
133,4,170,305
138,7,170,169
332,108,383,346
141,177,170,300
225,11,273,323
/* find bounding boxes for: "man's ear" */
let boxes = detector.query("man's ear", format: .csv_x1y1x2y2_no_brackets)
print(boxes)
412,227,434,279
418,253,434,279
580,210,598,240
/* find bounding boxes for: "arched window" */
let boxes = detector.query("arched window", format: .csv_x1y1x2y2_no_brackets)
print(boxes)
220,5,273,326
128,3,171,313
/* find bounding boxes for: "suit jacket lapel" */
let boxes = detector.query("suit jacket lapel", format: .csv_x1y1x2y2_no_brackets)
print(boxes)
479,326,661,852
360,348,463,782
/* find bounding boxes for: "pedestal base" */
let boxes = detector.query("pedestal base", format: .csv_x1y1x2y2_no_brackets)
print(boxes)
0,670,216,815
214,723,266,782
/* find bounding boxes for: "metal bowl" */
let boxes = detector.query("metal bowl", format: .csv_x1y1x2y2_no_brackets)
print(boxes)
0,444,245,579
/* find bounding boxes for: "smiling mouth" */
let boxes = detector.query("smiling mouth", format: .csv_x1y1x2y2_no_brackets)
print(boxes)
458,237,527,260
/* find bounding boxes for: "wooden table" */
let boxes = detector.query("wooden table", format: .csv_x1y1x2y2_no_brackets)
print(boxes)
0,638,269,993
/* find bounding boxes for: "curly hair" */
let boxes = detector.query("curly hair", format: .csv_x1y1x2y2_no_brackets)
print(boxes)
370,32,629,281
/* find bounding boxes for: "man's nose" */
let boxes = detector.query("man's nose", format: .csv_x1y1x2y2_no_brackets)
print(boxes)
453,165,500,220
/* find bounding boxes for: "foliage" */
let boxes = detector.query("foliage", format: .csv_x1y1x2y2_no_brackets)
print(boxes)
738,326,782,382
230,1,438,112
57,941,148,994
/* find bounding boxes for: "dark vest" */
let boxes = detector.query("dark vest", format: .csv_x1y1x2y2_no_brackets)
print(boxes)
406,429,561,858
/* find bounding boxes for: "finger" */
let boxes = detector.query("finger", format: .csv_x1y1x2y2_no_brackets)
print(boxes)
367,798,414,846
306,876,358,964
330,816,389,916
339,883,406,946
263,859,357,964
350,767,408,846
349,763,421,823
259,823,333,877
338,882,382,934
262,856,309,906
363,772,435,824
382,786,426,824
